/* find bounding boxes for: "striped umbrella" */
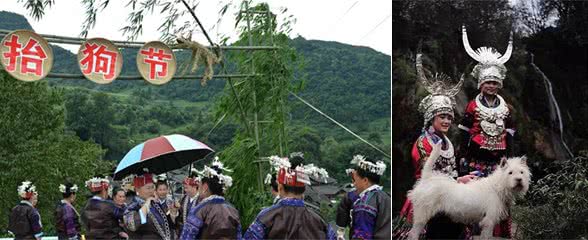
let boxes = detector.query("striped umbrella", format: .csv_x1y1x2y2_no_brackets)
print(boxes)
113,134,214,180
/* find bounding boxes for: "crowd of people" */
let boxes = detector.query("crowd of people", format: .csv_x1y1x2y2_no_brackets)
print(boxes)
7,153,390,240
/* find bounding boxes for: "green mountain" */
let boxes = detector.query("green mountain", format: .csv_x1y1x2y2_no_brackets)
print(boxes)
0,10,390,167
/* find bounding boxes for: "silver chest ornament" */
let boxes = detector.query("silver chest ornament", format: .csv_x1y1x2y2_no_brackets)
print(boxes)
475,94,509,150
426,134,458,178
475,95,509,136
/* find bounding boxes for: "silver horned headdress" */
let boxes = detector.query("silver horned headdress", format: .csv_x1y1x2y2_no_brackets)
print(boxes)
416,53,463,128
462,25,513,89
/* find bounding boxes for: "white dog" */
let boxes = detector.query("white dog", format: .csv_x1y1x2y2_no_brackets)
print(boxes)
407,143,531,239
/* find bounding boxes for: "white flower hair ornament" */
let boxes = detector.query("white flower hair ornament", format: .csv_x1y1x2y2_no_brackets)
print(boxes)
59,184,79,194
302,164,330,184
17,181,37,199
350,155,387,176
154,174,167,183
289,152,304,159
211,156,234,173
268,155,291,172
265,155,290,186
189,167,198,175
197,157,234,191
264,173,273,185
85,177,110,192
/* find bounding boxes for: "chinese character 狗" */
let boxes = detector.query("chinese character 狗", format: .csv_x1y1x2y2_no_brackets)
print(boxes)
77,38,122,84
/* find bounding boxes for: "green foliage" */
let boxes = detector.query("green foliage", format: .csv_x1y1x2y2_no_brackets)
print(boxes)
513,151,588,239
319,137,391,188
18,0,55,21
220,134,273,226
288,126,322,162
59,86,229,160
289,37,391,126
17,0,202,41
0,70,111,236
143,119,161,134
214,1,301,227
0,72,64,154
64,89,128,160
319,200,337,224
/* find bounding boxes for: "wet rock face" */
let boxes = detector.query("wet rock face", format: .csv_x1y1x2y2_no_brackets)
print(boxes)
533,131,556,160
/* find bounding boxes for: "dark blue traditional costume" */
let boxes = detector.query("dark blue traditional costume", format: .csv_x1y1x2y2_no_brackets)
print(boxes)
179,158,241,240
122,174,175,240
244,154,335,240
8,181,43,240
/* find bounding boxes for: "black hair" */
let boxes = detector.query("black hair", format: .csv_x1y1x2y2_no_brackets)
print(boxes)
283,184,305,195
155,180,168,189
112,187,125,197
281,152,306,195
354,158,381,184
62,181,76,199
188,169,198,178
126,190,136,199
289,154,305,168
270,173,278,192
201,165,225,196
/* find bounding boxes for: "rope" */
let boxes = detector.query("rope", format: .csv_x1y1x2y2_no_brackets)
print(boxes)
358,13,391,42
327,0,360,32
288,90,391,159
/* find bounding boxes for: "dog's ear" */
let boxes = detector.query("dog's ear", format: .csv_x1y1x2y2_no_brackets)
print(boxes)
520,155,528,165
500,157,508,168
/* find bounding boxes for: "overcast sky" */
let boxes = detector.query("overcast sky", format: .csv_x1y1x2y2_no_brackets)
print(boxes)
0,0,391,55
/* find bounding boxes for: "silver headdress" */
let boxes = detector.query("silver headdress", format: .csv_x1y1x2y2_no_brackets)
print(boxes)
462,25,513,89
416,53,463,127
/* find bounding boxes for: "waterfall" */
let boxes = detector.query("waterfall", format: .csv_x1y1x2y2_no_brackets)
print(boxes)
529,52,574,158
